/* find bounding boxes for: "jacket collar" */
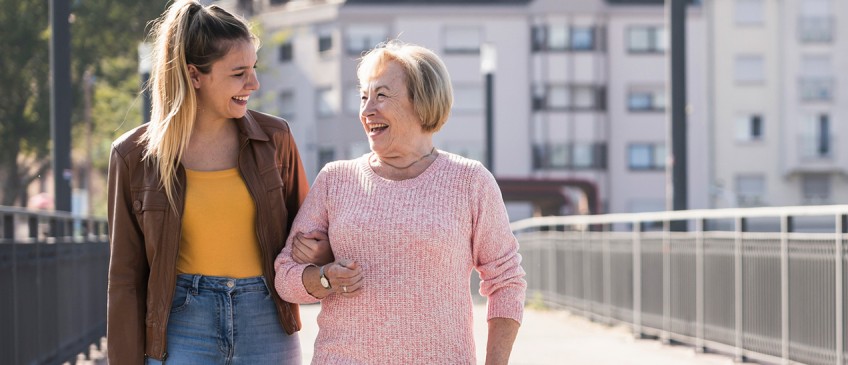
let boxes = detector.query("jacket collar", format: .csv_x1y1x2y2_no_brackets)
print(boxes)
236,110,270,142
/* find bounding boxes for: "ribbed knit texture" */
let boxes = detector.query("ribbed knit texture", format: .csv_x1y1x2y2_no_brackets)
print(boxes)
274,151,526,364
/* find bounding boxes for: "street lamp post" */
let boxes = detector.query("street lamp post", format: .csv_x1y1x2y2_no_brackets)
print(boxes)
481,43,496,174
667,0,688,231
50,0,72,213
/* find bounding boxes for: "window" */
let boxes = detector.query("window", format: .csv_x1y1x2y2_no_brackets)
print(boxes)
444,26,481,54
800,114,831,158
736,174,765,207
316,88,335,118
802,174,831,204
533,84,605,111
319,35,332,53
799,16,834,43
628,143,665,170
317,25,333,54
345,24,387,55
735,114,764,141
531,25,544,51
572,144,594,168
545,25,568,51
532,143,606,170
452,85,484,114
735,55,765,83
570,27,595,50
800,56,833,101
735,0,764,25
628,26,666,53
318,148,335,169
628,88,665,112
278,42,293,62
279,91,295,121
531,25,599,51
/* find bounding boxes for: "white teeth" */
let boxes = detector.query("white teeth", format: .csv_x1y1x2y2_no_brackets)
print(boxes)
233,96,249,101
368,123,388,132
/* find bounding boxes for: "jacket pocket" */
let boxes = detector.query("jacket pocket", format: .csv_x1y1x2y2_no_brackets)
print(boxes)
133,189,169,242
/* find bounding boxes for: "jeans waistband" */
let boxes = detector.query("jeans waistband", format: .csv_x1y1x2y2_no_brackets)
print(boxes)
175,274,268,294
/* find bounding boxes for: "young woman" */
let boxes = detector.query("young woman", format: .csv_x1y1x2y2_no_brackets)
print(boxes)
106,1,329,363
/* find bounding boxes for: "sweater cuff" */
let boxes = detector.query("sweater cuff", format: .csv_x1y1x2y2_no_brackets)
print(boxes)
486,286,525,324
276,263,320,304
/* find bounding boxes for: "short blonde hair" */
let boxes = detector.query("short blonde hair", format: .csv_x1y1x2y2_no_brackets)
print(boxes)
357,40,453,133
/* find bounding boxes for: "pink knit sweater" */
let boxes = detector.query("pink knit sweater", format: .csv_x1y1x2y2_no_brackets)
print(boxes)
274,151,526,364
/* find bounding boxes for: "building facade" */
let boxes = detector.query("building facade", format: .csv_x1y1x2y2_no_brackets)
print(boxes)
708,0,847,208
211,0,716,218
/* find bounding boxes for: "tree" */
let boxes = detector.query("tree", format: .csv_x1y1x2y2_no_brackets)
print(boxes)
0,0,51,206
0,0,169,207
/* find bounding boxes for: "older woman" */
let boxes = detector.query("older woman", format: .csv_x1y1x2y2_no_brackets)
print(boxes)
274,40,526,364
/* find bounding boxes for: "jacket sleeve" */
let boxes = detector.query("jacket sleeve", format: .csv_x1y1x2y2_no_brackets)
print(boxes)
281,129,309,230
274,168,331,304
106,146,148,364
470,164,527,324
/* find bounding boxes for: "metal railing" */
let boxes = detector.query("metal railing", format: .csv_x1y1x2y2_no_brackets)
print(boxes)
0,206,109,365
513,205,847,365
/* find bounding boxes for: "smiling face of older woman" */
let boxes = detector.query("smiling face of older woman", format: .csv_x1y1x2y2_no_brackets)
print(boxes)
358,60,432,160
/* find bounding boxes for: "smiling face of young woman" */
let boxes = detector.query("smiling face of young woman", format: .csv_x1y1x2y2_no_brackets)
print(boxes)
190,40,259,123
358,60,431,159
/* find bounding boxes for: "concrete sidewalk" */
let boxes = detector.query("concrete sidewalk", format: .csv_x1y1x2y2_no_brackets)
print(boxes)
75,304,739,364
297,303,738,365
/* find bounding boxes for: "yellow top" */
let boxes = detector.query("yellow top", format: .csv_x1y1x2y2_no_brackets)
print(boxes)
177,168,263,278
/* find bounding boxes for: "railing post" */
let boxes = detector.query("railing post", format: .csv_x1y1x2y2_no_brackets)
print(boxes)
780,215,790,365
735,216,746,362
603,224,612,323
2,213,13,241
548,227,557,302
582,228,591,318
10,213,19,364
663,219,671,344
633,220,642,337
695,218,705,352
836,214,844,365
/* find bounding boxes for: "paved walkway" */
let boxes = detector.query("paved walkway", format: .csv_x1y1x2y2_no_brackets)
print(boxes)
75,304,739,365
297,303,738,365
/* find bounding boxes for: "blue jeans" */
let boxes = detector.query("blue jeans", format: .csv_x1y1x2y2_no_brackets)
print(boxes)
146,274,301,365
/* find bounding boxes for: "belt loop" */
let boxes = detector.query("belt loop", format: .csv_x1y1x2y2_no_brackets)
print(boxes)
191,274,202,295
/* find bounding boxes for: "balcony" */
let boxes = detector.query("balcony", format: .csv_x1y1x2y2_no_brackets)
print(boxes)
798,16,834,43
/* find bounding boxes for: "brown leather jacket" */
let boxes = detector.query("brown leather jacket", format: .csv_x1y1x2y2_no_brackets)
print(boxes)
106,110,309,363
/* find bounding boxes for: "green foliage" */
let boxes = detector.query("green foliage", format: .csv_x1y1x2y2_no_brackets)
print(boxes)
0,0,169,208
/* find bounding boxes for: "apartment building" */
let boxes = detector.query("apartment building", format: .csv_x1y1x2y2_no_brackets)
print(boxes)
708,0,847,208
211,0,709,218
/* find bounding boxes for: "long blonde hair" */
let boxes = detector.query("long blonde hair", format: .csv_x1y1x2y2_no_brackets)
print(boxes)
141,0,258,208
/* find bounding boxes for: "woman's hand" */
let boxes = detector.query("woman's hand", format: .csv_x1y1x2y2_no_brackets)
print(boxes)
324,258,364,297
291,230,334,266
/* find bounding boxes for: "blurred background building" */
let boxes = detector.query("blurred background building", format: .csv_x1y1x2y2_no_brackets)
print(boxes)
185,0,847,219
